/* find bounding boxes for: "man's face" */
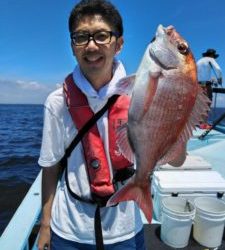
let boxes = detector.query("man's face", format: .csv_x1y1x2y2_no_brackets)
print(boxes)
71,15,123,84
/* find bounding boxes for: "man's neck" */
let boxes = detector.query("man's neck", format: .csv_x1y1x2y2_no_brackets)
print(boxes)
83,71,113,91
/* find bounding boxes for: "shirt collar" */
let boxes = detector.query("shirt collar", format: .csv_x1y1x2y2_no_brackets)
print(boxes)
72,59,126,101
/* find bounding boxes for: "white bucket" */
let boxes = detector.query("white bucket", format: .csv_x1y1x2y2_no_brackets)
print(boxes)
160,197,195,248
193,197,225,248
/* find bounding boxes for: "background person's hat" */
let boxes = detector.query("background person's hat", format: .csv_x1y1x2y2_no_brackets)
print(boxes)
202,48,219,58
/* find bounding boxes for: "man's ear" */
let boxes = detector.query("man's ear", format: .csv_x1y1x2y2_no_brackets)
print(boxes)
115,36,124,55
71,41,76,56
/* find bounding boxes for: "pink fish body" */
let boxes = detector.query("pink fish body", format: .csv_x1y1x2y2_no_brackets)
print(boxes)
107,25,210,223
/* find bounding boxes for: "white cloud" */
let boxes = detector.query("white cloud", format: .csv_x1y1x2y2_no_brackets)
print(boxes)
0,78,58,104
56,83,63,89
16,80,49,91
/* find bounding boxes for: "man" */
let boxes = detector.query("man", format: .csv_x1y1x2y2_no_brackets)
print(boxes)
197,48,223,101
37,1,145,249
197,49,223,129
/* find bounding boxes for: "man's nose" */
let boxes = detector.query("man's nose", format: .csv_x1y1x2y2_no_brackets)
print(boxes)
85,38,99,50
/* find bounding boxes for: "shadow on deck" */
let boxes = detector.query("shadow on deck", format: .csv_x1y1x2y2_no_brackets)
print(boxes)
144,224,225,250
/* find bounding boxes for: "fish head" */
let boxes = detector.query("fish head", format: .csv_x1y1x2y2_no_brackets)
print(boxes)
149,24,195,73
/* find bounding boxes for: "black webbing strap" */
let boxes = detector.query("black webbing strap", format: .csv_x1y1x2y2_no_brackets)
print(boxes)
61,94,120,250
95,205,104,250
64,94,120,159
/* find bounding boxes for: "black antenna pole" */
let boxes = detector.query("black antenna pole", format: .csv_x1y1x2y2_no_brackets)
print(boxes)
199,112,225,140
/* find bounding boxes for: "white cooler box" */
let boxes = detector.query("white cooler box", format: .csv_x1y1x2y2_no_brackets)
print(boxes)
152,170,225,221
158,155,212,170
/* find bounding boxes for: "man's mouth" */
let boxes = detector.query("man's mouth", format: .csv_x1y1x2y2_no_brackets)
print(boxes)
84,54,103,64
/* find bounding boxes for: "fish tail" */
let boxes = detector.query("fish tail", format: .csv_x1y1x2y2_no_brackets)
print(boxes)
107,177,153,223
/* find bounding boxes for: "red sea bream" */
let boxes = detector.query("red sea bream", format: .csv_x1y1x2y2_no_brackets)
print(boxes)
107,25,210,223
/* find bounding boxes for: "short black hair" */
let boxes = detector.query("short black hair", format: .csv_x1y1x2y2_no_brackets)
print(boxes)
69,0,123,37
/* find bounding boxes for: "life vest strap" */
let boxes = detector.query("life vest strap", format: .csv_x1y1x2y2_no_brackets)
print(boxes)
64,94,120,159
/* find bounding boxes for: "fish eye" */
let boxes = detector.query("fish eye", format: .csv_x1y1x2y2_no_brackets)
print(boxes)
177,42,189,55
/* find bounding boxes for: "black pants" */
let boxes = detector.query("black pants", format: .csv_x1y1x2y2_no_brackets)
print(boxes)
199,81,213,101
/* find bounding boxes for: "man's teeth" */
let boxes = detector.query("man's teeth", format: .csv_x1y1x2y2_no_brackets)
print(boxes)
86,55,102,62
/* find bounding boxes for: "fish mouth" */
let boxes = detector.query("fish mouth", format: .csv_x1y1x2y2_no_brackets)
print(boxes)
150,25,176,70
149,48,177,71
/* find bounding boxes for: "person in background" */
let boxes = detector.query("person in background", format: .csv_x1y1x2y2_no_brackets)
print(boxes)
197,48,223,101
37,0,146,250
197,48,223,129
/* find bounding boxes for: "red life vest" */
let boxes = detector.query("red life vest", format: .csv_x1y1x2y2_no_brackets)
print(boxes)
63,74,132,198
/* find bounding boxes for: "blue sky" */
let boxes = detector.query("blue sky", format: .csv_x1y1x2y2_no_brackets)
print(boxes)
0,0,225,105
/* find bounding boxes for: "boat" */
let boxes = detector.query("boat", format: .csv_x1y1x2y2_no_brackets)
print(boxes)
1,88,225,250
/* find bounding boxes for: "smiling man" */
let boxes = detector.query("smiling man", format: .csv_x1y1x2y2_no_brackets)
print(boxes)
70,16,123,90
37,1,145,250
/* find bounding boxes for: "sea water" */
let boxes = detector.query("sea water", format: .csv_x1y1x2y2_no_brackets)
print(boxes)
0,104,43,235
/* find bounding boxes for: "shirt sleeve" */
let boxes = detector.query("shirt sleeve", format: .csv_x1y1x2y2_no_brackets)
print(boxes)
210,58,222,79
38,104,66,167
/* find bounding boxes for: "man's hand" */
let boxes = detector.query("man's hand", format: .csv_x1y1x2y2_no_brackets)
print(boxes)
37,164,62,250
37,224,51,250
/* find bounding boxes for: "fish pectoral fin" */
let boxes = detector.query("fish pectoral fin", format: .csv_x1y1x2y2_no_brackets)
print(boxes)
167,141,187,167
115,74,136,96
157,139,187,166
106,177,153,223
142,73,159,115
116,123,134,163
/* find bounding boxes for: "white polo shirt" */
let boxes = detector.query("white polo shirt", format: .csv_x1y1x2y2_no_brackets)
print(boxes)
38,60,143,244
197,56,222,83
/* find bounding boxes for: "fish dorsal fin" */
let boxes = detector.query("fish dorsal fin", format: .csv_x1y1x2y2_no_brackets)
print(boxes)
116,123,134,163
157,86,210,166
115,74,136,96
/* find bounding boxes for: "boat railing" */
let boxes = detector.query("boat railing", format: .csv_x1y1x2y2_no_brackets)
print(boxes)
0,171,42,250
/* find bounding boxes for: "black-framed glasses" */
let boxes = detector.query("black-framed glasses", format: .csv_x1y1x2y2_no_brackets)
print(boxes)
70,30,119,46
